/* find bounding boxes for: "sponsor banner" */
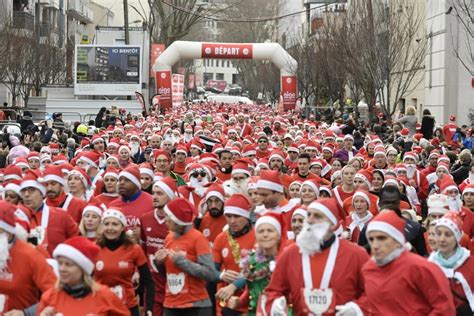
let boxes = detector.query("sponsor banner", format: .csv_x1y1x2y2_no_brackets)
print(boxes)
206,80,227,91
188,74,195,90
281,76,297,111
156,70,172,110
172,74,185,108
150,44,165,78
201,43,253,59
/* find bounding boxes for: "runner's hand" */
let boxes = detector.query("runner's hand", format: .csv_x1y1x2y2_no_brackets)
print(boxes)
215,284,237,301
154,249,168,264
335,304,358,316
39,307,55,316
220,269,240,283
228,296,240,309
5,310,25,316
168,249,186,262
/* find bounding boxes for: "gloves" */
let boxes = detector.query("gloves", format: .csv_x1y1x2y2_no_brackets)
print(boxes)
270,296,287,316
335,302,362,316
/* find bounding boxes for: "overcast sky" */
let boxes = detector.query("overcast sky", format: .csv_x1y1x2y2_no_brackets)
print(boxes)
99,0,149,26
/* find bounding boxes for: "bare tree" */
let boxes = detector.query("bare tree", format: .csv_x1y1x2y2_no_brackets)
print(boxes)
447,0,473,75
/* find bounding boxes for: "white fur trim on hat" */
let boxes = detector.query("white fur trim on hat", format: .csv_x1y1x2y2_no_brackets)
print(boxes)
442,185,458,194
436,218,462,243
463,187,474,196
43,174,66,187
308,201,337,225
140,168,155,179
205,191,224,202
83,205,103,218
68,170,89,189
367,221,405,246
79,156,98,169
103,171,119,180
242,150,257,157
224,206,250,219
102,209,127,227
352,191,371,207
301,181,320,196
269,153,285,162
163,204,192,226
92,137,104,144
256,179,284,193
119,171,142,189
53,244,94,275
354,174,370,187
3,183,20,198
292,208,308,219
153,182,175,199
0,220,16,235
255,216,281,236
232,169,251,176
20,180,46,196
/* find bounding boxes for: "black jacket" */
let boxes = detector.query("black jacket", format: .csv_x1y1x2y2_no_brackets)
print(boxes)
451,161,471,185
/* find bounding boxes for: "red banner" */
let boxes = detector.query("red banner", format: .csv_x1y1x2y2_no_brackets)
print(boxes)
206,80,227,91
188,74,195,89
201,43,253,59
150,44,165,78
156,70,172,110
281,76,297,111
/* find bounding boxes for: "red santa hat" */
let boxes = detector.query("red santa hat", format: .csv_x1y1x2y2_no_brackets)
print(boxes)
107,138,120,148
3,165,22,182
224,194,252,219
0,200,17,234
320,185,333,197
256,170,284,193
255,212,285,238
322,143,334,154
402,151,417,162
438,174,458,195
427,194,449,216
68,167,91,188
307,198,340,225
164,198,197,226
462,184,474,196
102,208,127,227
436,212,463,243
292,207,308,219
79,151,101,169
152,149,171,162
103,167,120,180
400,128,409,137
27,152,40,162
52,154,68,165
449,115,456,122
366,211,406,246
204,183,225,202
43,165,66,187
3,181,21,198
352,189,371,207
386,146,398,155
82,203,104,218
20,170,46,196
301,179,320,196
354,169,373,187
242,144,256,157
153,176,177,199
232,160,251,176
14,158,29,170
436,162,450,173
175,145,187,155
118,144,131,154
119,165,142,189
373,147,386,157
91,134,104,145
139,163,154,179
53,236,100,275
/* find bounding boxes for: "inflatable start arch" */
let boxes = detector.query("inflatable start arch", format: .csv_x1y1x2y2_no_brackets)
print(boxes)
152,41,298,110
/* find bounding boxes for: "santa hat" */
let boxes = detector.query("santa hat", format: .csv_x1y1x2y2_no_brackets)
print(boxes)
256,170,284,193
52,155,68,165
204,183,225,202
373,147,386,157
164,198,196,226
82,204,104,218
427,194,449,216
20,170,46,196
269,150,286,162
354,169,373,187
400,128,409,137
349,188,370,206
14,158,29,170
68,167,91,188
292,207,308,219
402,151,417,162
301,179,320,197
0,200,17,234
43,165,66,187
27,152,40,161
436,162,449,173
107,138,120,148
449,115,456,122
91,134,104,145
152,149,171,162
320,186,333,197
462,184,474,196
386,146,398,155
53,236,100,275
436,212,463,243
307,198,340,225
232,160,251,176
3,165,22,182
255,212,285,237
119,165,141,189
103,167,120,180
153,176,177,199
438,174,458,195
79,151,101,169
242,144,256,157
3,181,21,198
224,194,252,219
366,211,406,246
102,209,127,227
139,163,155,179
175,145,187,155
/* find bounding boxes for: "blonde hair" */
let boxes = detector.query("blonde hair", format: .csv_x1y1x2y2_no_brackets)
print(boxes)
405,106,416,116
56,267,100,294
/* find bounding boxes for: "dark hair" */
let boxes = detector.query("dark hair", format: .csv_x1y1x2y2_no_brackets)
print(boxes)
96,231,135,248
332,158,345,167
423,109,431,115
373,169,385,181
298,152,311,162
378,185,402,216
218,149,232,158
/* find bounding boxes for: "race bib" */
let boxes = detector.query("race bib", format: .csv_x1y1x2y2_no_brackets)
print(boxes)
111,285,124,299
167,273,186,295
303,288,334,314
149,254,159,273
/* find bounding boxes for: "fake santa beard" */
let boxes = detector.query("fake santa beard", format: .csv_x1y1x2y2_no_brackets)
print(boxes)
224,178,249,196
189,177,210,196
447,195,463,212
296,221,331,255
0,233,10,270
406,164,416,179
130,142,140,156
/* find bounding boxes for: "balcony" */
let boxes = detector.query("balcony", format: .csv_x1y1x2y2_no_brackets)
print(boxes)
39,21,58,37
67,0,94,24
12,11,35,32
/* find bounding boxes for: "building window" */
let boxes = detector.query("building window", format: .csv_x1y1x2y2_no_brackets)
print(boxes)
216,73,224,80
227,61,230,67
216,60,220,67
204,72,213,84
232,74,240,85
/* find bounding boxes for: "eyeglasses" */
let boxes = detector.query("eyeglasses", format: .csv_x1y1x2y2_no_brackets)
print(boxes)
259,140,268,143
156,159,169,164
191,171,207,178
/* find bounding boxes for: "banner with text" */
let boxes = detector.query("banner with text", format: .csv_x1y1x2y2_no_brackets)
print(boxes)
281,76,297,111
156,70,172,110
201,43,253,59
172,74,185,109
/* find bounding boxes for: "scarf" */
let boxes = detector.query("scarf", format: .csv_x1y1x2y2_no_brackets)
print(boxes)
104,238,124,251
349,212,373,232
374,247,406,267
63,282,91,299
431,247,470,269
46,191,67,208
229,221,252,238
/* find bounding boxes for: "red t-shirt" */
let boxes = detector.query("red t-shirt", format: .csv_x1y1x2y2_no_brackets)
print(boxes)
109,192,153,228
199,213,227,248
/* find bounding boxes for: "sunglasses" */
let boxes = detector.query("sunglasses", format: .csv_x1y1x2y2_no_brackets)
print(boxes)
190,171,207,178
259,140,268,143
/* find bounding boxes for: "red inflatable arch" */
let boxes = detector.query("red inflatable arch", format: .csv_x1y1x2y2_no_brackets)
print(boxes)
152,41,298,111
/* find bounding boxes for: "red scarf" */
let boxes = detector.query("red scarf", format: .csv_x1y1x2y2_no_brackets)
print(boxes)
46,191,67,208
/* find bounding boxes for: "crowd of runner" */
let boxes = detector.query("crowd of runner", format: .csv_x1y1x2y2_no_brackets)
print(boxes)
0,102,473,316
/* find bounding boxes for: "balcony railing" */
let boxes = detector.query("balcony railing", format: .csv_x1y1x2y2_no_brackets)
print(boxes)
12,11,35,32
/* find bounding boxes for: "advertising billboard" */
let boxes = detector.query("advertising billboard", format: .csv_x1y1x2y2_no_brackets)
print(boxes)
75,45,142,95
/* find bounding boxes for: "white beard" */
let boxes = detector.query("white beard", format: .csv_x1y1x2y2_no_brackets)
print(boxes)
0,233,10,270
189,177,209,196
448,195,463,212
130,142,140,156
406,164,416,179
224,178,249,196
184,134,193,143
296,221,330,255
